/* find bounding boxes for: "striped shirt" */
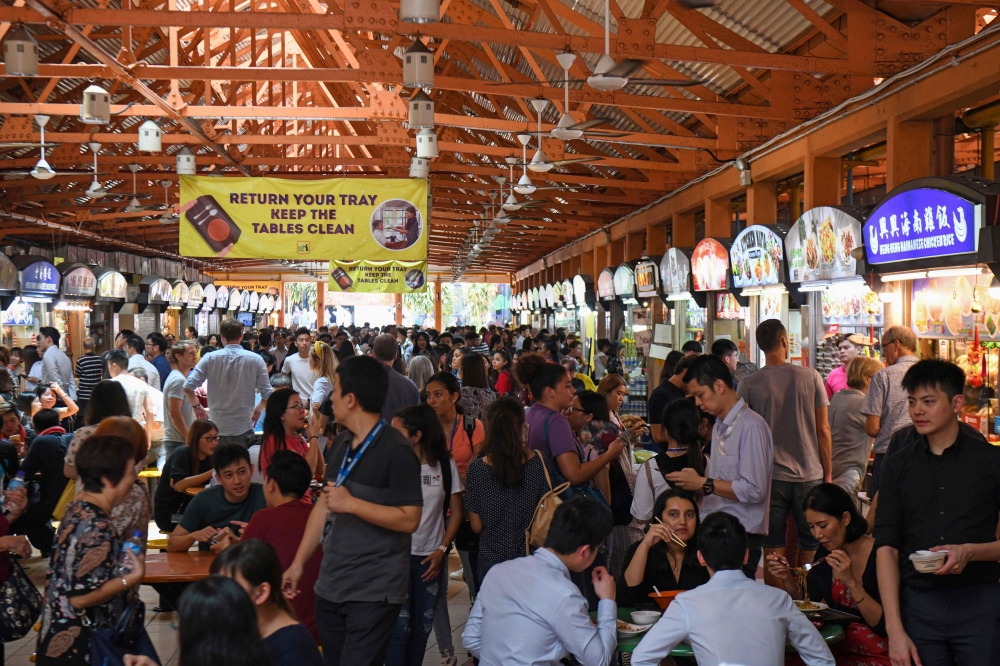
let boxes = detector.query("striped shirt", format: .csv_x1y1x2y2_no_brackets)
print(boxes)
75,353,104,401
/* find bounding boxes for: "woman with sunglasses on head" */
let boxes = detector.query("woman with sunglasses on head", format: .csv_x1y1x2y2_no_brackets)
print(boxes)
260,387,324,479
153,419,220,534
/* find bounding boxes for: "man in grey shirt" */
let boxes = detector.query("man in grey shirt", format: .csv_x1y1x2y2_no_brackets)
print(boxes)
37,327,76,400
372,333,420,422
861,325,919,495
162,341,198,465
737,319,831,585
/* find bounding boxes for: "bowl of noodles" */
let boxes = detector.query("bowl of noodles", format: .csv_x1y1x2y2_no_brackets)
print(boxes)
819,218,836,265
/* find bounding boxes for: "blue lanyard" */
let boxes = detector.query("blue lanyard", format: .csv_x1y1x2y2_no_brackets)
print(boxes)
336,420,385,487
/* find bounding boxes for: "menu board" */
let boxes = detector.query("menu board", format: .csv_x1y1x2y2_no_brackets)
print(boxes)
562,280,573,305
634,261,659,297
552,283,563,307
170,282,190,304
730,226,784,288
240,290,251,311
20,261,60,295
148,279,172,303
530,287,540,309
249,292,260,312
912,273,1000,339
686,299,706,329
98,271,127,299
692,239,729,291
660,249,691,296
202,284,217,309
613,265,636,297
572,275,590,307
715,293,745,320
760,290,783,322
188,283,204,308
62,266,97,298
229,289,241,309
822,283,884,327
546,284,556,308
598,269,615,301
215,285,230,309
787,207,861,282
2,300,34,326
865,188,981,265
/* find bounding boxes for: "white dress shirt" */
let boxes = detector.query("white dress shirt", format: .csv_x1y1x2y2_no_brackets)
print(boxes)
127,354,160,393
183,344,272,436
703,398,774,535
462,548,617,666
40,345,77,400
631,570,835,666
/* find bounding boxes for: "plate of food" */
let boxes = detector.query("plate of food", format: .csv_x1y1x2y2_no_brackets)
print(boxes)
805,237,819,271
795,600,829,612
819,218,836,265
840,228,855,265
616,619,652,639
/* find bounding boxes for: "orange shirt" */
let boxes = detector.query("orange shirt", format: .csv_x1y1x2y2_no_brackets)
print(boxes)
447,416,485,476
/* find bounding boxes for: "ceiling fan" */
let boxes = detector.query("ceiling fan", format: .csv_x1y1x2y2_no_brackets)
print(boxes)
0,116,101,180
157,180,180,224
527,100,601,173
585,0,708,91
122,165,159,212
84,142,108,200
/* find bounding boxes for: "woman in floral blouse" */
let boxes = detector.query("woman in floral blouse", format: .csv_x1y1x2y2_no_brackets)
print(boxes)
37,434,145,665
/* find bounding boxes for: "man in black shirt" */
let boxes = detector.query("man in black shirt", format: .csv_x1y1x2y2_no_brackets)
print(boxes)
875,359,1000,666
9,409,68,556
648,354,697,445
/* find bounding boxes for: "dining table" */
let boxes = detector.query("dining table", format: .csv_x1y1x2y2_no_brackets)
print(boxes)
142,550,217,585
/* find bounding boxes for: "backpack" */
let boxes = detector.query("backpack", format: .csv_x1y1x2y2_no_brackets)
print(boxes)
525,454,570,555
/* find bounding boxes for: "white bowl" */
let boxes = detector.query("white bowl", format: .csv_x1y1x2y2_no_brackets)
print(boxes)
630,610,662,626
909,550,947,573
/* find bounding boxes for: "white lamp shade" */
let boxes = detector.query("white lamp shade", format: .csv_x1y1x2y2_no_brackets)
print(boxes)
176,146,196,175
514,173,536,194
3,26,39,77
81,84,110,125
528,149,553,172
408,90,434,129
400,0,439,23
409,155,430,178
403,40,434,89
416,128,438,158
138,120,162,152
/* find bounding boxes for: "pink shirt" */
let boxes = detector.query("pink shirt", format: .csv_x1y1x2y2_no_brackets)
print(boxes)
824,365,848,400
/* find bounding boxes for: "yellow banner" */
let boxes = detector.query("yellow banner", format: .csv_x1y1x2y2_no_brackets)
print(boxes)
330,260,428,293
179,176,428,261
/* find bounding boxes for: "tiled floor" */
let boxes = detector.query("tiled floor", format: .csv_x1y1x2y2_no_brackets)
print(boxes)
4,522,476,666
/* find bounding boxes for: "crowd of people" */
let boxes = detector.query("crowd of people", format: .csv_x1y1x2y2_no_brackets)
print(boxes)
0,316,998,666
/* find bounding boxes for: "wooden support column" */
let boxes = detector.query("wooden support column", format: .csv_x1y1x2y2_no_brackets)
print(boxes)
746,182,776,227
582,249,596,279
610,237,625,266
317,281,325,329
705,198,731,238
570,254,582,277
647,223,667,256
887,117,932,190
804,156,841,210
434,280,442,331
626,230,646,261
395,293,403,325
673,212,696,248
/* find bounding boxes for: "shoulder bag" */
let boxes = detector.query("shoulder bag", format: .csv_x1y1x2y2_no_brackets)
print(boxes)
0,560,42,642
525,453,570,555
89,596,161,666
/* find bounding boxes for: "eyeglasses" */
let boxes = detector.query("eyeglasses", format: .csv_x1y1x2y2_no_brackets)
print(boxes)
566,406,584,414
286,404,306,412
202,435,220,443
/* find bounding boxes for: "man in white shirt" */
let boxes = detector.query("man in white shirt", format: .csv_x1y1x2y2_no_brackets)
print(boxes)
106,349,154,443
125,335,160,390
282,326,316,404
269,329,290,373
631,512,835,666
36,326,77,400
130,367,164,449
462,497,617,666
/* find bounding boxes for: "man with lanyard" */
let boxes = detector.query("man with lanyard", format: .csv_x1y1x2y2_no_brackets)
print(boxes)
283,355,423,666
667,355,774,579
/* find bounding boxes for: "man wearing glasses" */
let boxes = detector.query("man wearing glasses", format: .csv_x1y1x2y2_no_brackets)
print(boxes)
860,326,919,495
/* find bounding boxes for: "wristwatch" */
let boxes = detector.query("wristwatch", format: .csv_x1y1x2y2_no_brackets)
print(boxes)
702,478,715,496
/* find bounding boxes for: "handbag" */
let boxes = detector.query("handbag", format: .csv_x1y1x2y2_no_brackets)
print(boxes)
89,596,161,666
525,454,570,555
0,559,42,642
543,414,611,509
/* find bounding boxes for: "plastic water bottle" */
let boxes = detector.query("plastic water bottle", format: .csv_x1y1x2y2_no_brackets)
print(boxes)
2,471,25,515
116,530,144,576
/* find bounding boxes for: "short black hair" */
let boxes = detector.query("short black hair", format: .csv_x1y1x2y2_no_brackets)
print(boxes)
212,444,251,473
32,407,61,432
576,390,610,422
38,326,60,345
147,332,169,354
543,497,613,555
755,319,786,354
126,335,145,355
697,512,747,571
901,359,966,401
681,340,702,354
294,327,310,340
711,338,738,357
336,355,388,415
672,353,699,377
106,349,130,372
683,354,733,391
803,483,868,543
265,450,312,499
76,435,136,493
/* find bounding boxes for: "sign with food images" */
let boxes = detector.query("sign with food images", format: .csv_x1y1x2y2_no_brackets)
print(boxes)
692,239,729,291
911,273,998,339
715,293,745,320
730,226,784,288
635,260,659,298
864,188,981,265
821,283,884,327
613,265,636,298
660,249,691,296
787,207,861,282
598,268,616,300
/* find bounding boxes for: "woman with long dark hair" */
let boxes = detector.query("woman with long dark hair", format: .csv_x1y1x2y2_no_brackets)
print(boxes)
154,419,219,533
63,380,132,486
213,540,323,666
424,372,483,479
458,354,495,421
411,331,434,360
388,405,464,666
618,488,708,605
767,484,888,665
465,397,550,582
490,349,516,397
260,387,323,477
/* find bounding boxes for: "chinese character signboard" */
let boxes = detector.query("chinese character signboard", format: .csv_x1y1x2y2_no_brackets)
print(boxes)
864,188,981,265
20,260,60,295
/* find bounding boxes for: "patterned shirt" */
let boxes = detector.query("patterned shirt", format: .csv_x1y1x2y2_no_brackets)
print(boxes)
859,355,918,455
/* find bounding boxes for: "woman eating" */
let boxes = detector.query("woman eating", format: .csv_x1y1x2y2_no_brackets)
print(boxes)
37,435,145,666
153,419,219,533
260,387,324,478
212,540,323,666
618,488,708,606
766,483,888,665
388,404,464,666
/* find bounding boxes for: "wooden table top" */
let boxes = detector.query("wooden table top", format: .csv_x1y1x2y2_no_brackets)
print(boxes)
184,486,204,496
142,551,216,584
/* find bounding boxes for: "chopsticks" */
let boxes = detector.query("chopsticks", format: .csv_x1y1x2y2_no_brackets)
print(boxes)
654,516,687,548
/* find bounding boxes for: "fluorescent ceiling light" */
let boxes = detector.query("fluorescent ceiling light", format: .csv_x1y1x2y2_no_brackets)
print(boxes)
740,288,763,297
666,291,693,301
879,271,927,282
926,267,987,278
796,282,830,292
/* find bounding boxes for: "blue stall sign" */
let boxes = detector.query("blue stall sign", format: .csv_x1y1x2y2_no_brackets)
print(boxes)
864,188,980,265
20,261,60,295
